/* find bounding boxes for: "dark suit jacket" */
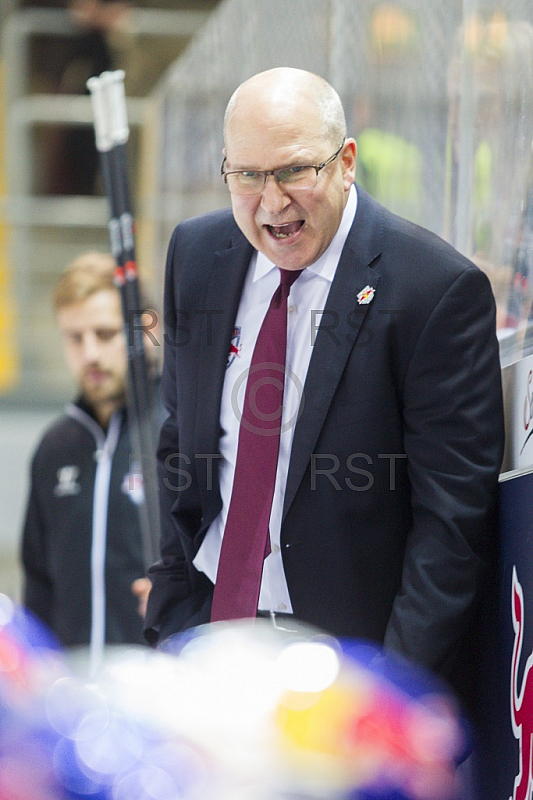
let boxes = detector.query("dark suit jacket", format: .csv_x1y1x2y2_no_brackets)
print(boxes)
145,185,504,707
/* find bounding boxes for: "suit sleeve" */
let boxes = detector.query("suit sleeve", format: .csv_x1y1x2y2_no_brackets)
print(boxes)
384,266,504,681
144,228,211,644
21,454,54,627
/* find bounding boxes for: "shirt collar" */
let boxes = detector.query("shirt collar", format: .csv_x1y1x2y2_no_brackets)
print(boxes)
253,184,357,283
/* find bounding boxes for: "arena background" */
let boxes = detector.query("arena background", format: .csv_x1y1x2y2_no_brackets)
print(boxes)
1,5,533,794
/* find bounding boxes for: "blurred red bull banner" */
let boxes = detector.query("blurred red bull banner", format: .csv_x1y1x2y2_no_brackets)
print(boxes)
477,466,533,799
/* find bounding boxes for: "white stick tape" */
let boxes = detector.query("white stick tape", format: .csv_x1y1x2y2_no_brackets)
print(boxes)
86,75,113,152
104,70,130,146
87,70,129,151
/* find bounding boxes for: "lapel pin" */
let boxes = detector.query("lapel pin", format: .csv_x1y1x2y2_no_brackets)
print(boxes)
357,285,375,305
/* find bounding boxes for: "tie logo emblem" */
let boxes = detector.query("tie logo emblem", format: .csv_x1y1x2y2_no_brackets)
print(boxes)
227,326,242,368
357,285,375,305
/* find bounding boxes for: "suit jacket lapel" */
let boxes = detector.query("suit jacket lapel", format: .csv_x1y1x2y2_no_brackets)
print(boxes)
283,188,384,521
195,234,253,507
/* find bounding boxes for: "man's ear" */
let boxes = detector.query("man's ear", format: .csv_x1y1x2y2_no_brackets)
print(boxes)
341,138,357,189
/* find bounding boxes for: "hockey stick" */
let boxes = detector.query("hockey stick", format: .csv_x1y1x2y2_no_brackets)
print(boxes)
87,70,160,571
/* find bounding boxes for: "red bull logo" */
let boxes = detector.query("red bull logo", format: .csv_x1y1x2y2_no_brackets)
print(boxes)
356,284,375,305
511,566,533,800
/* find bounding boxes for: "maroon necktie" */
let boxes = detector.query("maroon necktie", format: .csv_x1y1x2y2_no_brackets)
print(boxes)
210,267,303,622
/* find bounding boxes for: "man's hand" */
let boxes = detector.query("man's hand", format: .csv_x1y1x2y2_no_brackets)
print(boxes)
131,577,152,618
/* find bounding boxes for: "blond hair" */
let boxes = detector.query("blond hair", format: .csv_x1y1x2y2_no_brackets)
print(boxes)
53,252,117,311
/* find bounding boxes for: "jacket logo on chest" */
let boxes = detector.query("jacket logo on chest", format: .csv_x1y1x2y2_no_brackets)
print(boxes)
356,285,376,305
122,462,145,506
53,466,81,497
227,326,242,368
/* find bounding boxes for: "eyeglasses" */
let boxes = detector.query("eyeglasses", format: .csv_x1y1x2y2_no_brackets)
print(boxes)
221,138,346,196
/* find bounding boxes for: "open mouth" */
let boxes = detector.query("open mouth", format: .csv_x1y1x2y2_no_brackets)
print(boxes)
266,221,304,239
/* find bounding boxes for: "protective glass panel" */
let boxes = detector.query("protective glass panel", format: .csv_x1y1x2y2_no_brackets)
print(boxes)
141,0,533,368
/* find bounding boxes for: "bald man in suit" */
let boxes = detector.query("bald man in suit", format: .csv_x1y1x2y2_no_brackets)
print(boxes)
145,67,504,713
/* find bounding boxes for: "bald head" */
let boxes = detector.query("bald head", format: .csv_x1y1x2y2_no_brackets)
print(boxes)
224,68,347,149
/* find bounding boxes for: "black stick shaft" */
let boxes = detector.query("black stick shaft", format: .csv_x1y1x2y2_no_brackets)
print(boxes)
89,73,160,569
108,143,161,569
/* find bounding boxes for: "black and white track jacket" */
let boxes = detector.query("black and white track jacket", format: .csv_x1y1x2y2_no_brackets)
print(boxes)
21,397,151,651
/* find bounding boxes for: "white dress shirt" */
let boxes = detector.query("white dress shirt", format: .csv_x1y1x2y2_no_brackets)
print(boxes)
193,185,357,612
